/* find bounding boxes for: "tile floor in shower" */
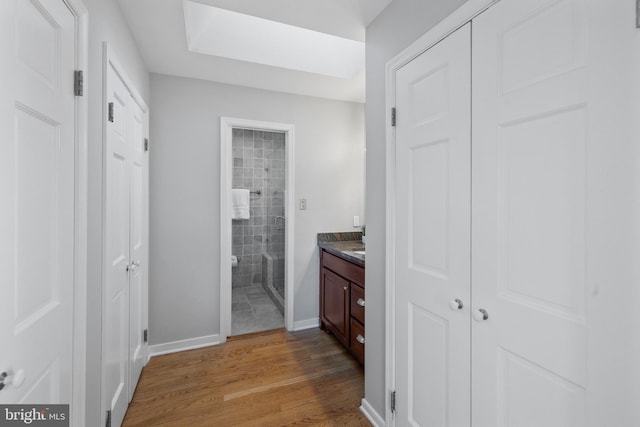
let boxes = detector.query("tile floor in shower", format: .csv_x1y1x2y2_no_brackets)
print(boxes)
232,284,284,335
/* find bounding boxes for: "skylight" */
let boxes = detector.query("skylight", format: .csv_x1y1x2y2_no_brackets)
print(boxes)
183,1,365,79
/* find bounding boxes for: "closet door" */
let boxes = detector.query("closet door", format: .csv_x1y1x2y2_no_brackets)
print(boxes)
104,62,132,427
472,0,636,425
394,23,471,426
128,99,146,401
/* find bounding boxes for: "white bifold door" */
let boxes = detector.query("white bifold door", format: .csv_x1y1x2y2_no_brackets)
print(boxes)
394,23,471,427
103,55,148,427
0,0,76,405
393,0,637,425
472,0,591,424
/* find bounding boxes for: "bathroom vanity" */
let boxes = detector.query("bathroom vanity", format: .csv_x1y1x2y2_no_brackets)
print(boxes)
318,233,365,365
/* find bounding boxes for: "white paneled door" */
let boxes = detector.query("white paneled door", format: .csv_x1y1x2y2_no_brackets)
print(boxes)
128,99,145,402
0,0,75,404
394,23,471,427
393,0,637,425
472,0,626,425
104,61,131,427
104,56,147,427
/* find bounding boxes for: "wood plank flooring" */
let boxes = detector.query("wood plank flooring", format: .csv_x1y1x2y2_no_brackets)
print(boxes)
123,328,370,426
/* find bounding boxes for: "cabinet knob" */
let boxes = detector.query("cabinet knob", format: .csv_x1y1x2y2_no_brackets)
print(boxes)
356,334,366,344
343,286,348,291
356,298,366,307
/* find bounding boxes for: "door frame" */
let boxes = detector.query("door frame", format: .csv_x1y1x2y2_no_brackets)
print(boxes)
219,117,295,341
101,42,150,422
63,0,89,425
383,0,498,425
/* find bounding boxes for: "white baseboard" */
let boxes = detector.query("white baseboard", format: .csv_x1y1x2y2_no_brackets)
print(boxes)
149,334,221,357
292,317,319,331
360,398,385,427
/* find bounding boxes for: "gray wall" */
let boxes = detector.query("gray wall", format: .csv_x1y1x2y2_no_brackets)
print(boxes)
364,0,468,416
149,73,365,346
83,0,149,426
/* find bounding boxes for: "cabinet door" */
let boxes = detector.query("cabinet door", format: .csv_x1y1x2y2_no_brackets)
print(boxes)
322,268,349,343
394,22,471,427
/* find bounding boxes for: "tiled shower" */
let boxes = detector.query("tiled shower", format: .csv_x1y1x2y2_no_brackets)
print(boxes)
231,128,286,334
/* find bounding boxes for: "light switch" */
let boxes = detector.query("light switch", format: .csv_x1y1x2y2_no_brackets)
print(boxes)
299,199,307,210
353,216,360,227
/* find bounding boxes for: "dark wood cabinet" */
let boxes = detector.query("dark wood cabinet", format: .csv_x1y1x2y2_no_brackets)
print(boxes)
321,268,350,345
320,249,365,365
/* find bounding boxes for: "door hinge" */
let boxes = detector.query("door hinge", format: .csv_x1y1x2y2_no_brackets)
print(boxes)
108,102,114,123
391,390,396,413
391,107,396,127
144,138,149,152
143,329,148,343
105,410,111,427
74,70,84,96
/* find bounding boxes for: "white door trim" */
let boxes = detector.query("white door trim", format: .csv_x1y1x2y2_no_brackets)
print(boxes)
63,0,89,425
220,117,295,341
101,42,149,423
384,0,498,425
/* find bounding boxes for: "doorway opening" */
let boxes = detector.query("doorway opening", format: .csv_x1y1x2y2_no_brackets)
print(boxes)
231,128,286,334
220,118,295,340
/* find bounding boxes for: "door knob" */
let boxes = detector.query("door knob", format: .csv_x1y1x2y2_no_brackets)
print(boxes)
356,334,366,344
473,308,489,321
449,298,463,310
0,369,25,391
356,298,366,307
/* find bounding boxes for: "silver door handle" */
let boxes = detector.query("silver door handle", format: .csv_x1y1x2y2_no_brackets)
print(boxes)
126,260,140,272
473,308,489,321
0,369,25,390
356,334,366,344
356,298,365,307
449,298,464,310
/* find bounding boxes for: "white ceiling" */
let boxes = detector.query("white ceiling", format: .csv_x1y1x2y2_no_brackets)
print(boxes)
116,0,394,103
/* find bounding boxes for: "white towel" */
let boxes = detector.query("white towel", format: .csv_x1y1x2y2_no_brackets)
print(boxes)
232,189,250,219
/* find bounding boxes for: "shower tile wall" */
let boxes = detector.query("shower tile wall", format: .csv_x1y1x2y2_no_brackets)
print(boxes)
232,129,285,289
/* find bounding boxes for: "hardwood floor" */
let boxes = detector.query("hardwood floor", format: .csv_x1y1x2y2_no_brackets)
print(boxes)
123,328,370,426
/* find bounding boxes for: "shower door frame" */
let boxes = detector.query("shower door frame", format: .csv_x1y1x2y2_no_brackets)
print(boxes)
219,117,295,341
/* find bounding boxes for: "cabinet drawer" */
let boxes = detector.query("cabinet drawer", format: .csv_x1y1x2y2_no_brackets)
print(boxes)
350,318,365,365
322,251,364,286
350,284,365,324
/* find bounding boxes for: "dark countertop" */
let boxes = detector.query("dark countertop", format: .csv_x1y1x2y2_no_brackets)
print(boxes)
317,232,365,267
